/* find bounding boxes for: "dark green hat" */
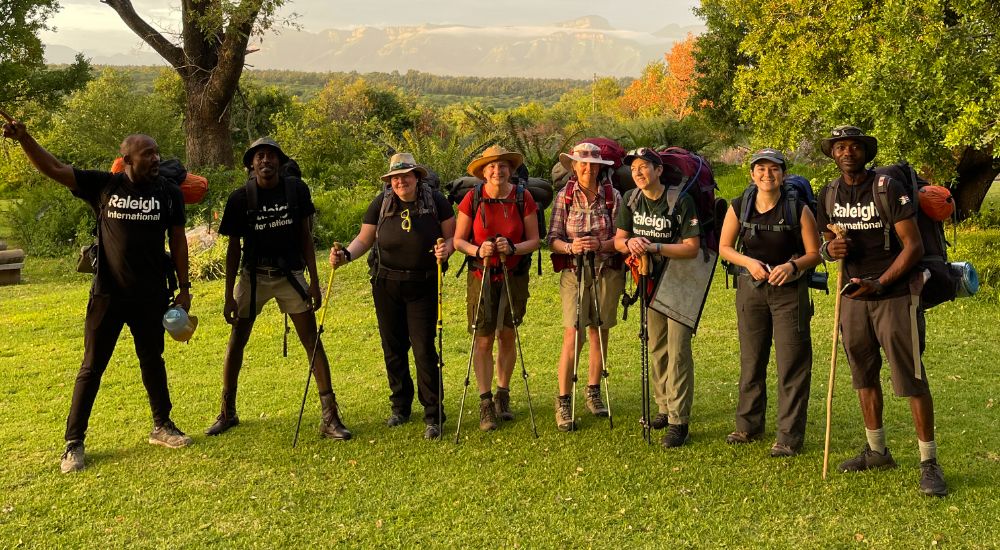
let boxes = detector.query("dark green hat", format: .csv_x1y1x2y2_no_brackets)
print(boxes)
243,137,290,169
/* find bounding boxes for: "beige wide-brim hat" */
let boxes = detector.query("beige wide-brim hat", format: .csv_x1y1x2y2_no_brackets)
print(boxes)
467,145,524,179
559,142,614,171
380,152,428,182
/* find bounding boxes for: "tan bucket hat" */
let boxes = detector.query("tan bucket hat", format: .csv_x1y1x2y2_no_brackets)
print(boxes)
467,145,524,179
381,152,428,182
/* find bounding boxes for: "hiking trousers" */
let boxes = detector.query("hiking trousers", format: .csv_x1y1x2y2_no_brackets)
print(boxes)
647,307,694,425
65,293,172,442
734,277,812,449
372,277,443,424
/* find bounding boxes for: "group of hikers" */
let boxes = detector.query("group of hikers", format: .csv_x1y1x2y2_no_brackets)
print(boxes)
1,109,949,497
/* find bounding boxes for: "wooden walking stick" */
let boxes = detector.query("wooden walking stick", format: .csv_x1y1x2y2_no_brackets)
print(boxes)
823,225,847,479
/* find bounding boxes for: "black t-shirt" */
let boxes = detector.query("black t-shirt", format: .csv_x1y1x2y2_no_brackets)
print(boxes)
363,189,454,274
817,171,916,298
218,177,316,270
73,168,185,299
731,190,806,267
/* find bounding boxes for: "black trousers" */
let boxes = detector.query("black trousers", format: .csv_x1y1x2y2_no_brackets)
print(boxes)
371,277,443,424
65,293,172,442
734,276,812,449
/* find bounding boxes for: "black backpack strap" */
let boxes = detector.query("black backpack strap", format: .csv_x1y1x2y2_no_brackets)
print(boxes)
736,185,756,247
872,175,894,251
823,178,840,233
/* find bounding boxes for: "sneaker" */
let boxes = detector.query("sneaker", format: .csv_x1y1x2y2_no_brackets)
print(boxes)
60,440,85,473
424,423,442,440
769,442,799,458
479,398,498,431
585,387,609,417
555,396,574,432
919,458,948,497
149,420,193,449
386,412,410,427
838,444,897,472
494,388,514,422
662,423,689,448
650,413,669,430
726,431,762,445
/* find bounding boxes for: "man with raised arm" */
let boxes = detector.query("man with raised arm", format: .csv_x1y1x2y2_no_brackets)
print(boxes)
2,111,194,473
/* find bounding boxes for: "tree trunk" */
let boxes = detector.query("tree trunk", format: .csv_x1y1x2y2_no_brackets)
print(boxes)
952,146,1000,220
183,80,234,169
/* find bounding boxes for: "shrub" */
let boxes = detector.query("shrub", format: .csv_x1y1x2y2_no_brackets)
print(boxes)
311,184,380,249
188,237,227,281
6,186,92,255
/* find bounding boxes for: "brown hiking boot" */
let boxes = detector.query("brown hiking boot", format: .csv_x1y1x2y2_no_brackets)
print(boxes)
585,386,609,417
320,392,352,441
555,396,574,432
205,389,239,436
494,387,514,421
726,431,762,445
479,398,498,431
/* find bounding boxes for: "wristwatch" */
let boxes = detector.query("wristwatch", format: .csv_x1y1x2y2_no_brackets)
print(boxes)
870,279,885,295
343,248,352,262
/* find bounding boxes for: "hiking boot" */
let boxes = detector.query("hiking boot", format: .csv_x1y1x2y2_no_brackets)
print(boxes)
585,387,609,417
650,413,669,430
424,423,442,440
479,398,498,431
769,442,799,458
320,393,352,441
494,388,514,421
386,412,410,427
149,420,193,449
838,444,897,473
555,396,574,432
60,440,85,473
205,389,239,436
726,431,762,445
919,459,948,497
661,423,689,448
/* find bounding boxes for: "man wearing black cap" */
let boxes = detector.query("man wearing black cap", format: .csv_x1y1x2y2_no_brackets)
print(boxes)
2,112,194,474
206,137,351,441
816,125,946,496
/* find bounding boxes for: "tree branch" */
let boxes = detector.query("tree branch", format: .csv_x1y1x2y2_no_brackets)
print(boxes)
100,0,185,68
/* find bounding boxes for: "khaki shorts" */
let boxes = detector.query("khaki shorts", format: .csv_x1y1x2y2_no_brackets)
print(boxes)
559,266,624,329
234,269,311,319
466,269,529,334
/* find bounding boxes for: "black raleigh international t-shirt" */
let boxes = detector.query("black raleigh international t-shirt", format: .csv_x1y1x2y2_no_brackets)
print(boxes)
218,177,316,271
362,189,454,274
816,171,916,299
731,189,807,268
72,168,185,300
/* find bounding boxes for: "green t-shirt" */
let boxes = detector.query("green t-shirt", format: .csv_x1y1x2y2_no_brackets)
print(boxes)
616,188,701,244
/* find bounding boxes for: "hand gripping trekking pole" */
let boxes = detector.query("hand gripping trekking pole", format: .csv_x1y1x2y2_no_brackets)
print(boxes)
823,225,848,478
454,240,491,444
436,237,445,440
587,251,613,431
499,239,538,438
569,253,585,431
293,242,340,448
639,253,651,445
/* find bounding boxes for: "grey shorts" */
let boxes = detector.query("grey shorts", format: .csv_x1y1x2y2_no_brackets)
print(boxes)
234,269,311,319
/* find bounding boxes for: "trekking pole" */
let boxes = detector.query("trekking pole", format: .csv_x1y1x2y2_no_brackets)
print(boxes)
293,242,340,448
639,253,651,445
823,225,847,478
435,237,445,440
587,251,613,431
454,241,491,444
499,241,538,438
569,253,585,431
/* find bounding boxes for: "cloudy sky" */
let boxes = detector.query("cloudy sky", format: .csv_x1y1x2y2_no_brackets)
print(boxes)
42,0,703,57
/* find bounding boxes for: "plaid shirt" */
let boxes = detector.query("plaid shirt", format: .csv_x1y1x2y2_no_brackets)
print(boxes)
546,177,621,265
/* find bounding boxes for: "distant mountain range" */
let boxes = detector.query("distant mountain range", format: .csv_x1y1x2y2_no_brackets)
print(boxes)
44,16,704,78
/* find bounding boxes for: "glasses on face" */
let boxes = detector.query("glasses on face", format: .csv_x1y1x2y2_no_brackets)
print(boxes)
390,162,416,171
400,208,411,233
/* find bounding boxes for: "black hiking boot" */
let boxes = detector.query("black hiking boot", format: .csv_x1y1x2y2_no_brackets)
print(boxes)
320,393,352,441
585,386,609,417
919,458,948,497
479,398,498,431
650,413,669,430
386,412,410,427
205,389,239,436
424,423,442,440
661,423,689,448
494,387,514,421
838,444,897,472
555,395,574,432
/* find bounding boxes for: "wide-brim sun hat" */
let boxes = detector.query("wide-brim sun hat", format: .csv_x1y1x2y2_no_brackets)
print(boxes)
622,147,663,167
381,152,428,182
243,137,290,169
467,144,524,179
559,142,614,170
820,125,878,162
748,148,787,170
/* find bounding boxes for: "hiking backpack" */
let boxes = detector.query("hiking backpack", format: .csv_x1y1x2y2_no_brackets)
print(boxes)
655,147,728,253
110,157,208,204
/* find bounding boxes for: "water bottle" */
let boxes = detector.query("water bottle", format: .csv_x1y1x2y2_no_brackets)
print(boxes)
163,305,197,342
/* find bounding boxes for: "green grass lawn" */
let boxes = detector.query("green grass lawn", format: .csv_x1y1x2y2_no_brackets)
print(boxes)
1,254,998,548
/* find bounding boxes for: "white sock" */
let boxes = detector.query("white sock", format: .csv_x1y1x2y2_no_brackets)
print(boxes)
918,439,937,462
865,427,886,454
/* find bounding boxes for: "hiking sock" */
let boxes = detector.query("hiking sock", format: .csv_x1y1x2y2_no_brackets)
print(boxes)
865,427,887,454
559,394,570,400
587,384,600,391
480,391,493,401
918,439,937,462
496,386,509,393
319,389,333,397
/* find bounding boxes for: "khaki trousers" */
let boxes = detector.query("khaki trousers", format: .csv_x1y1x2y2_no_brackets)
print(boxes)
647,307,694,424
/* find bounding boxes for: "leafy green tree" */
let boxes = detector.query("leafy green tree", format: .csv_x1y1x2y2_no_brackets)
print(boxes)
0,0,90,106
698,0,1000,216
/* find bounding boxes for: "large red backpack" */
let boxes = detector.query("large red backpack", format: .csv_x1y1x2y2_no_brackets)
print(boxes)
656,147,727,252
